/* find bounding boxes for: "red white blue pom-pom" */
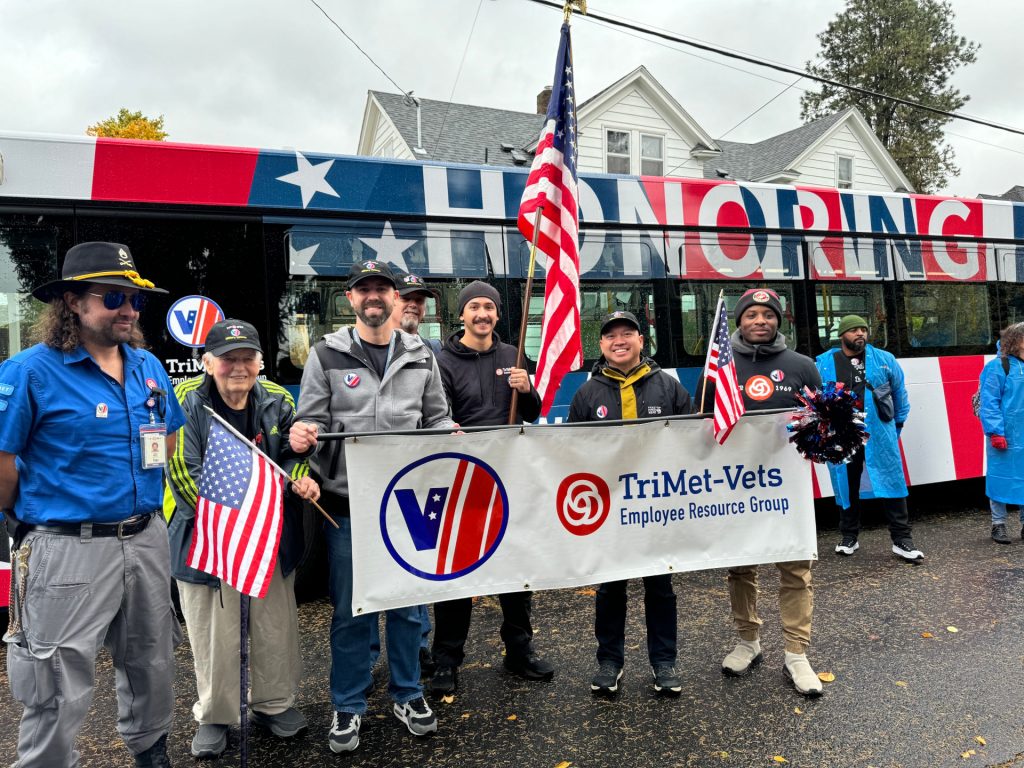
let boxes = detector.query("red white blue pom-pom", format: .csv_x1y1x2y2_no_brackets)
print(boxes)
787,382,868,464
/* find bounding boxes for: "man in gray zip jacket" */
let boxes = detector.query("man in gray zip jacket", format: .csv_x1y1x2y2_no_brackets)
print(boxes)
291,259,455,754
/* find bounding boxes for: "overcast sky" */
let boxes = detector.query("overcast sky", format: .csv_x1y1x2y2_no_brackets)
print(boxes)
3,0,1021,197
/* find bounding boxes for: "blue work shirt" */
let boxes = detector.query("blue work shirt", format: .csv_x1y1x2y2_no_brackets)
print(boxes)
0,342,186,524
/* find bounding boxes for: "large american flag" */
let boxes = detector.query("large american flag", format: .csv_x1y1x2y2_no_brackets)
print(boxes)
704,294,746,444
518,22,582,415
187,418,285,599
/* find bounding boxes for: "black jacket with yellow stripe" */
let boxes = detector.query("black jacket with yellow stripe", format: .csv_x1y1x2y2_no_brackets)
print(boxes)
165,375,310,586
567,357,692,423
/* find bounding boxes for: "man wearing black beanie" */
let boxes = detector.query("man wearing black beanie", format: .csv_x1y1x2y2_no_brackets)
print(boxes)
428,281,555,695
696,287,824,697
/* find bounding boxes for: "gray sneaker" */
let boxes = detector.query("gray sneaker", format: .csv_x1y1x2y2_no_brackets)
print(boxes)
992,523,1011,544
191,723,228,759
250,707,308,738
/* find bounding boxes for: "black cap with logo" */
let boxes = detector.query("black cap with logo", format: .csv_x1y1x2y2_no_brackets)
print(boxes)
348,259,397,290
204,319,263,357
393,268,440,298
600,310,641,335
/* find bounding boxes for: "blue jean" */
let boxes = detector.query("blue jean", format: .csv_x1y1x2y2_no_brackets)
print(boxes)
370,605,431,669
326,516,423,714
990,500,1024,525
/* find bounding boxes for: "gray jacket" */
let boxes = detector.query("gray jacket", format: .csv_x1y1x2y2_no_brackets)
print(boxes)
296,326,455,498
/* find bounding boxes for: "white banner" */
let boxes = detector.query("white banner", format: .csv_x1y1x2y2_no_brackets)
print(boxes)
346,413,816,614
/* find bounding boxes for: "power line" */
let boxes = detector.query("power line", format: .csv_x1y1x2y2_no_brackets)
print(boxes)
431,0,486,159
718,77,805,141
525,0,1024,139
307,0,408,95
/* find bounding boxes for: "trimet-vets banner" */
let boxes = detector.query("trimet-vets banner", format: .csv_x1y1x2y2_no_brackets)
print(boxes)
345,413,816,614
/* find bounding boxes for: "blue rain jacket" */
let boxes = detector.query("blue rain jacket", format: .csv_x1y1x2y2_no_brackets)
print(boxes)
816,344,911,507
980,354,1024,504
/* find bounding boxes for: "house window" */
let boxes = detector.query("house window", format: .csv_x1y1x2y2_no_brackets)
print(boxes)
606,130,631,174
640,134,664,176
837,155,854,189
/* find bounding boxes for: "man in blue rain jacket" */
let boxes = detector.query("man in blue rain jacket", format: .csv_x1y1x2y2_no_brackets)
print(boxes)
815,315,920,562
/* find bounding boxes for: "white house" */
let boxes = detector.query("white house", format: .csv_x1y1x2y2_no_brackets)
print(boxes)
356,65,915,193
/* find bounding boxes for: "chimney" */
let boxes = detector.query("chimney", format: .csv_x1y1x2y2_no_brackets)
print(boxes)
536,86,552,114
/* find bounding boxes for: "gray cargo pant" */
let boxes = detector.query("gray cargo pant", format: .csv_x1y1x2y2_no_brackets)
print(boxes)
5,515,180,767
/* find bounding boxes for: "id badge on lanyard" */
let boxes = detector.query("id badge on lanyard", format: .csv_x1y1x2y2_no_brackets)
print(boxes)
140,384,168,469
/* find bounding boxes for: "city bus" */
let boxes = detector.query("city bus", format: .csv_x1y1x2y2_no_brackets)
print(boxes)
1,129,1022,610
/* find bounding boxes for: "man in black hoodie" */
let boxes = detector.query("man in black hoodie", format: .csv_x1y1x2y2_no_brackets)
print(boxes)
695,288,823,697
428,281,555,695
568,310,692,697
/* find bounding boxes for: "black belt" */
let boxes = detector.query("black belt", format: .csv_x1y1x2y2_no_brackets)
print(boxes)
27,512,155,539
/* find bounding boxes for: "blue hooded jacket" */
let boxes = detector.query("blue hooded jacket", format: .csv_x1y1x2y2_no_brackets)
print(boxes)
815,344,910,507
980,352,1024,504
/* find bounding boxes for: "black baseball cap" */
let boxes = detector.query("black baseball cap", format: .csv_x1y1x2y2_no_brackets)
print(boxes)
348,259,397,290
204,319,262,357
600,310,641,335
394,268,440,298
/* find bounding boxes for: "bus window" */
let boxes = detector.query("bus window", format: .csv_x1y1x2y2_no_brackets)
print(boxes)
523,283,656,363
677,282,797,358
814,284,888,349
0,218,61,362
904,283,991,348
1000,284,1024,326
278,276,452,372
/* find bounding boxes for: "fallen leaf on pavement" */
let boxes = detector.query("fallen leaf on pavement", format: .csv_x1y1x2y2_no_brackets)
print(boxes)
460,712,471,719
441,694,455,704
895,680,908,687
508,714,517,721
713,751,728,759
975,736,986,746
817,671,836,682
575,588,597,596
947,626,959,633
793,707,803,715
773,757,788,764
554,762,572,768
921,632,934,638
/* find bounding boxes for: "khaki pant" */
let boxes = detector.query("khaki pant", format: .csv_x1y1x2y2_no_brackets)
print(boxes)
727,560,813,654
178,560,300,726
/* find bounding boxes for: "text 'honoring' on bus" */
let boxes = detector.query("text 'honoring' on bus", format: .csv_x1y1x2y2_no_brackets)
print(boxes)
617,463,790,529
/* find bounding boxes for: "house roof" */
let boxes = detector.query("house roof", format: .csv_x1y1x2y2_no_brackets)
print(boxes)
704,110,849,181
979,185,1024,202
368,90,543,167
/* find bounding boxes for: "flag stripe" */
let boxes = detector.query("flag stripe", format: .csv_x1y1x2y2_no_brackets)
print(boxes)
704,295,746,444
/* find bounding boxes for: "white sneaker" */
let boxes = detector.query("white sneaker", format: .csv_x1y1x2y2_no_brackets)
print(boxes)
328,712,360,753
784,652,823,697
721,639,762,676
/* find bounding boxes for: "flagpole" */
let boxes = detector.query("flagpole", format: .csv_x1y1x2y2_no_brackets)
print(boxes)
203,406,338,529
700,290,725,414
239,593,251,768
509,204,545,425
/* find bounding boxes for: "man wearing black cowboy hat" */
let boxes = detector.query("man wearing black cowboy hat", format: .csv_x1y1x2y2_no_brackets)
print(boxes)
0,242,185,767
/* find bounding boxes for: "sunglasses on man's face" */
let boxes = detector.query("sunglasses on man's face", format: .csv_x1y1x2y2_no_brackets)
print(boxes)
88,290,148,311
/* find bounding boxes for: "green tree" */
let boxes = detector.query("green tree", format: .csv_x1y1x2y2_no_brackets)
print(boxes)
799,0,977,193
86,108,168,141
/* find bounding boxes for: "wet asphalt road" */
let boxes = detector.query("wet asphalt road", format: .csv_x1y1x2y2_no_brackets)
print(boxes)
3,486,1024,768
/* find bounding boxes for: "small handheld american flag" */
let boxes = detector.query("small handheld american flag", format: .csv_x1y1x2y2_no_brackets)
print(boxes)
704,293,746,444
187,416,285,599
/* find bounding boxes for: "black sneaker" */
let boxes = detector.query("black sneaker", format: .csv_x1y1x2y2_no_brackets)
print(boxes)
590,661,623,695
393,696,438,736
504,652,555,681
835,537,859,556
135,734,172,768
328,712,360,754
892,538,924,561
429,665,457,696
651,664,682,696
992,523,1012,544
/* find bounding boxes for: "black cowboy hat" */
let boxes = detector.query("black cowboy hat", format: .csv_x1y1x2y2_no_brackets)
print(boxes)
32,242,168,301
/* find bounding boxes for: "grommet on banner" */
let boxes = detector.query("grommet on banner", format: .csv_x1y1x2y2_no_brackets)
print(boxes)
523,583,530,589
519,427,525,435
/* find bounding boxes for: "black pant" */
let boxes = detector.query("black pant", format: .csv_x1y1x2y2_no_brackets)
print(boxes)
431,591,534,668
594,575,676,667
841,448,912,541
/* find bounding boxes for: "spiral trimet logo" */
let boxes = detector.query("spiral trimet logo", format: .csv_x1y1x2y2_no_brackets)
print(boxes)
555,473,610,536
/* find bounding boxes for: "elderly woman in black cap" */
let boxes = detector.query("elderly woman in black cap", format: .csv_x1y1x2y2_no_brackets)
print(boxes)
166,318,319,759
